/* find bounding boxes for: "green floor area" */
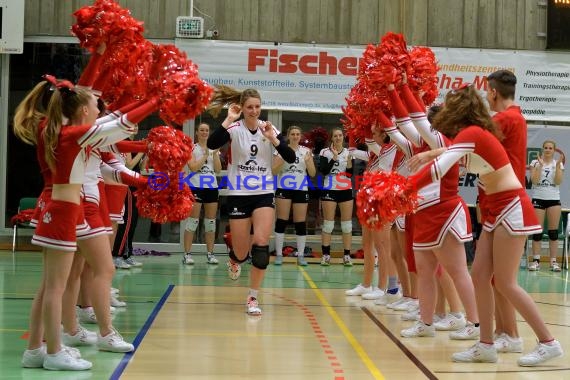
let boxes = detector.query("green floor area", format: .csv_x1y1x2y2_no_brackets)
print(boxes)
0,250,567,379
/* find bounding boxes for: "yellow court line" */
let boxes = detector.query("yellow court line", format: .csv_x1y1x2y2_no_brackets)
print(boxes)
299,267,385,380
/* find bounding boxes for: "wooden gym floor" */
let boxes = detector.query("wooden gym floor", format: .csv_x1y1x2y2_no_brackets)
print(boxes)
0,251,568,379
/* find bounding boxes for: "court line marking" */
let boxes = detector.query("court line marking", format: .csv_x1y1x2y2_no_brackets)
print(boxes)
435,367,570,374
271,292,346,379
361,307,438,380
110,284,175,380
299,267,385,380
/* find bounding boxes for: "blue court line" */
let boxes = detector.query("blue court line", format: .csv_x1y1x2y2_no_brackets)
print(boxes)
110,284,175,380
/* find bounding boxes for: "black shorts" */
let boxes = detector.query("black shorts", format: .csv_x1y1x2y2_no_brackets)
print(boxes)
320,189,353,203
275,188,310,203
532,198,561,210
191,188,219,204
226,193,275,219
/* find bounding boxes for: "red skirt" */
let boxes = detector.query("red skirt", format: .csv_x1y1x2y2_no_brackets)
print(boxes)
80,200,112,240
413,197,472,250
482,188,542,235
32,200,87,252
104,183,128,223
97,181,113,232
30,187,52,228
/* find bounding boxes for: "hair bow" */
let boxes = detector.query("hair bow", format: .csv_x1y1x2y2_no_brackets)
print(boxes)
42,74,75,91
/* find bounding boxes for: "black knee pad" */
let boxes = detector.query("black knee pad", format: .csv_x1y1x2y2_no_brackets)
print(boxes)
548,229,559,241
251,245,269,269
275,218,288,233
229,250,249,264
294,222,307,236
532,233,543,242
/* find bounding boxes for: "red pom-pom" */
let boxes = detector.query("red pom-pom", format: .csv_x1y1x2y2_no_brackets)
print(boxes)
158,71,213,125
11,209,34,225
355,171,420,229
301,127,330,150
135,177,195,223
71,0,144,52
98,37,154,108
343,32,412,140
149,44,213,124
146,126,193,173
342,81,391,142
408,46,439,106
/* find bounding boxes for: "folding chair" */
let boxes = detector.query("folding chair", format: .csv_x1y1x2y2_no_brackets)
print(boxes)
11,197,38,253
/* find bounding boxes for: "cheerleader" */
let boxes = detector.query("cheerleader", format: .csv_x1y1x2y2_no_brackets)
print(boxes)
17,73,156,369
346,126,398,301
388,83,479,340
485,69,528,353
408,84,563,366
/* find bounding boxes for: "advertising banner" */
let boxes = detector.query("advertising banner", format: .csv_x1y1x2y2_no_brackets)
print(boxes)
177,40,570,121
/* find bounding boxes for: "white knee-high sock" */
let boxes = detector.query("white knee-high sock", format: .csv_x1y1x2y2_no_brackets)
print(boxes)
296,235,306,257
275,232,284,256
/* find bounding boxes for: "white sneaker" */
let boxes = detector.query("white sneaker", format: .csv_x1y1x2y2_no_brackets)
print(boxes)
345,284,372,296
450,322,480,340
373,293,389,306
434,313,467,331
246,296,262,316
62,325,97,346
111,287,119,296
111,296,127,308
320,255,331,266
97,328,134,352
207,253,219,264
517,340,563,366
76,306,97,324
62,345,82,359
297,255,308,266
387,296,410,309
22,346,46,368
494,333,523,353
452,342,498,363
401,308,420,321
182,254,194,265
394,298,418,312
400,321,435,338
124,256,143,267
528,260,540,271
227,260,241,280
386,288,402,303
114,257,131,269
550,262,561,272
362,288,385,300
43,349,92,371
343,255,353,267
